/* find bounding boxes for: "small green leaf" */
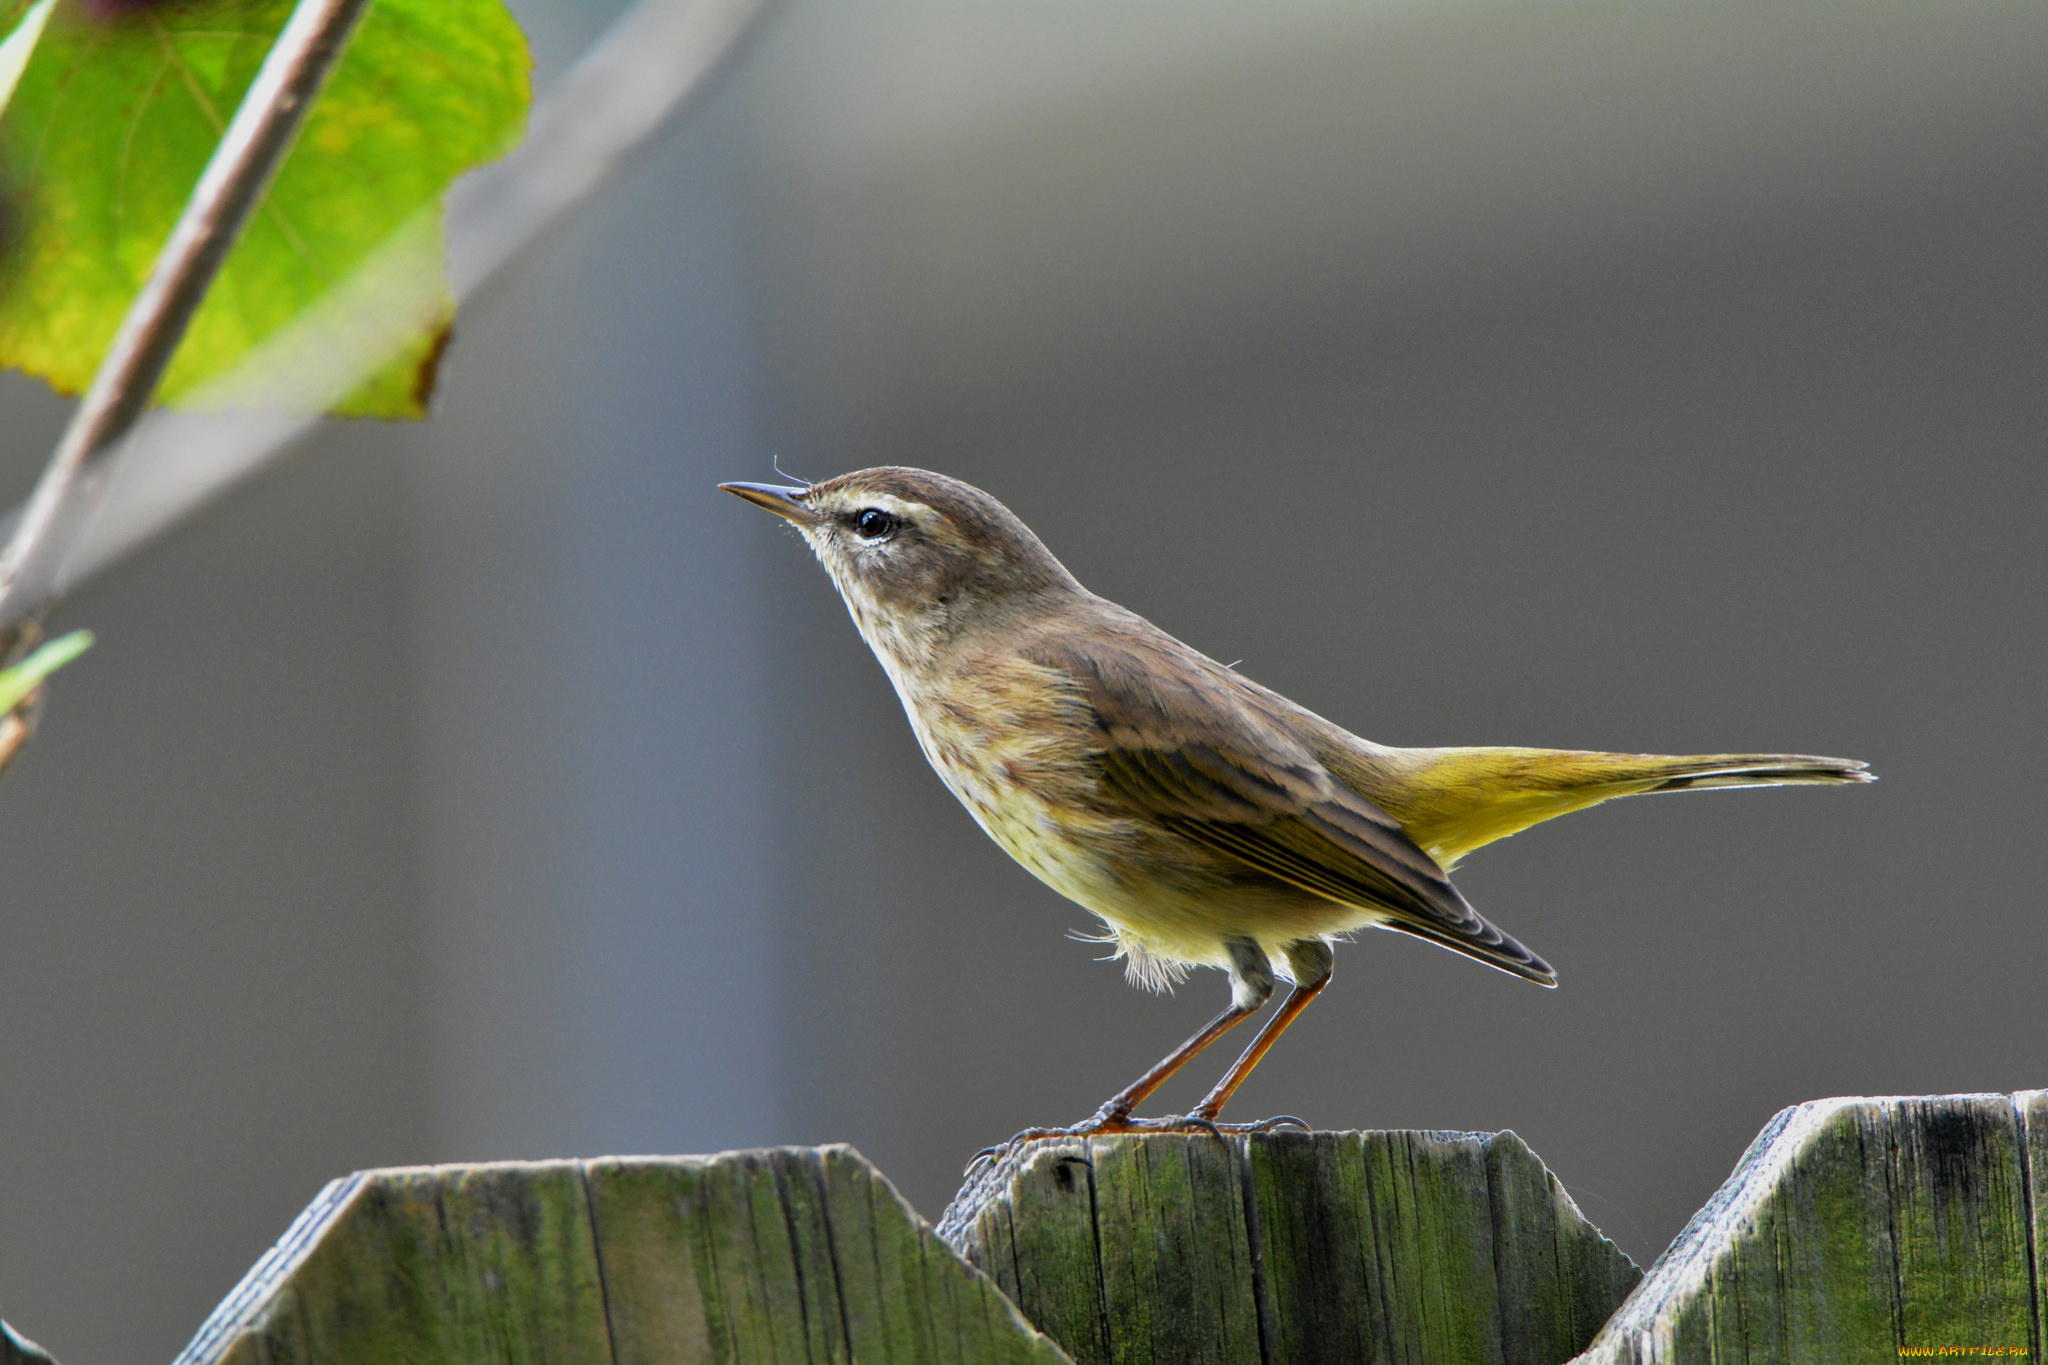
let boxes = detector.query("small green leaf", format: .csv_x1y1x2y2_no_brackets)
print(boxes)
0,0,532,419
0,0,55,120
0,628,93,714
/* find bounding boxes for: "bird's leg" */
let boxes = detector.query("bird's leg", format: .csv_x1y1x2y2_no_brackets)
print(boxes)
1074,934,1274,1130
1188,939,1333,1127
963,996,1264,1171
969,939,1274,1166
1086,1001,1258,1128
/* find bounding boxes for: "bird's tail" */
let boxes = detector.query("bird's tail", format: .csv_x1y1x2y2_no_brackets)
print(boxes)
1375,914,1558,987
1369,748,1873,869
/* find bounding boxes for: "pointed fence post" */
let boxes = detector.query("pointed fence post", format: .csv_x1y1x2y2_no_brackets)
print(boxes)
938,1128,1643,1365
11,1093,2039,1363
1577,1090,2047,1364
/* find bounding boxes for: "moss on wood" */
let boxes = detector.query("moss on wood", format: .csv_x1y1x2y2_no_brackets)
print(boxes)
939,1128,1641,1365
1578,1090,2047,1364
65,1093,2040,1363
169,1148,1069,1365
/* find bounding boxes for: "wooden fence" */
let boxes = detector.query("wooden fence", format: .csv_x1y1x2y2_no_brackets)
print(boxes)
0,1089,2039,1363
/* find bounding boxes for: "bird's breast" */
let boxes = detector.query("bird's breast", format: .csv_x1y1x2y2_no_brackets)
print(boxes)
891,656,1128,904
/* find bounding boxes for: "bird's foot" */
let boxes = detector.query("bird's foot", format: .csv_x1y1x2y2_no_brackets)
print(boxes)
1108,1111,1312,1137
1189,1112,1313,1135
962,1108,1141,1174
964,1110,1312,1175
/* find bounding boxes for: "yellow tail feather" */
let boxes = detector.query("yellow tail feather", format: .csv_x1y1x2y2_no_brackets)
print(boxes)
1344,748,1873,870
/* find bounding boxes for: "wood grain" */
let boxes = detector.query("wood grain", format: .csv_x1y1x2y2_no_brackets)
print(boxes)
938,1128,1642,1365
50,1094,2040,1363
1576,1090,2047,1364
168,1147,1070,1365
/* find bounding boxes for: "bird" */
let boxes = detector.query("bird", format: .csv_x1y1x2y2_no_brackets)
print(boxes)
722,467,1872,1139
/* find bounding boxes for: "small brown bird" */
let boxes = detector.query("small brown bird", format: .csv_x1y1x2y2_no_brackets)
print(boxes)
723,468,1871,1137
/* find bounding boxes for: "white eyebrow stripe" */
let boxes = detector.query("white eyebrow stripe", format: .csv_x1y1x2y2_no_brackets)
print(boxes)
847,494,932,520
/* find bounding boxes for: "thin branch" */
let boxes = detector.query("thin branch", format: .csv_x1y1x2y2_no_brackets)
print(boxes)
446,0,773,296
0,0,773,634
0,707,30,778
0,0,372,638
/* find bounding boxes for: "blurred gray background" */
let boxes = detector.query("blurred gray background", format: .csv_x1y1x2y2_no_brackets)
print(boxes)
3,1,2046,1359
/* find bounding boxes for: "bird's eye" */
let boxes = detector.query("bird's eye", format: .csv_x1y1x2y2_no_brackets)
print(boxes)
853,508,897,539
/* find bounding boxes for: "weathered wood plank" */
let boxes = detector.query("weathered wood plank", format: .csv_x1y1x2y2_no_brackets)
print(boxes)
938,1129,1642,1365
171,1147,1071,1365
1094,1134,1263,1361
1575,1090,2047,1364
1486,1129,1646,1363
59,1093,2037,1363
2027,1089,2048,1348
1,1317,58,1365
185,1160,612,1365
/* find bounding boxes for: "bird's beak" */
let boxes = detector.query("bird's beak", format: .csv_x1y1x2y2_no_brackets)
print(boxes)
719,481,818,526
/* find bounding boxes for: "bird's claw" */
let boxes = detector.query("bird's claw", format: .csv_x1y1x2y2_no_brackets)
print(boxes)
1203,1113,1313,1134
966,1108,1321,1173
1119,1112,1314,1137
1121,1113,1226,1140
963,1121,1113,1176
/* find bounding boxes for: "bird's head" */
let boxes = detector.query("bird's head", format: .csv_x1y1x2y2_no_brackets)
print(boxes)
721,467,1082,662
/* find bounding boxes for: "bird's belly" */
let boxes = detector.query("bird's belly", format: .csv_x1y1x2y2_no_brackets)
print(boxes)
911,710,1378,972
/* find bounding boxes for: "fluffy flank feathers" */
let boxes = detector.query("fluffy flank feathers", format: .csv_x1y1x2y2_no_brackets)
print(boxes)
1069,924,1194,994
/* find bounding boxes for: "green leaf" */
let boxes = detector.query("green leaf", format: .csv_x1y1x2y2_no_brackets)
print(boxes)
0,628,92,714
0,0,531,419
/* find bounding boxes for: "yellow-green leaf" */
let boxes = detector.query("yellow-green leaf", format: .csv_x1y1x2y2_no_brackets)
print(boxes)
0,628,91,714
0,0,531,419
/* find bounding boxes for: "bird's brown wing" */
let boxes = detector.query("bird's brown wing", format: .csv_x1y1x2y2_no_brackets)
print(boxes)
1026,626,1555,985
